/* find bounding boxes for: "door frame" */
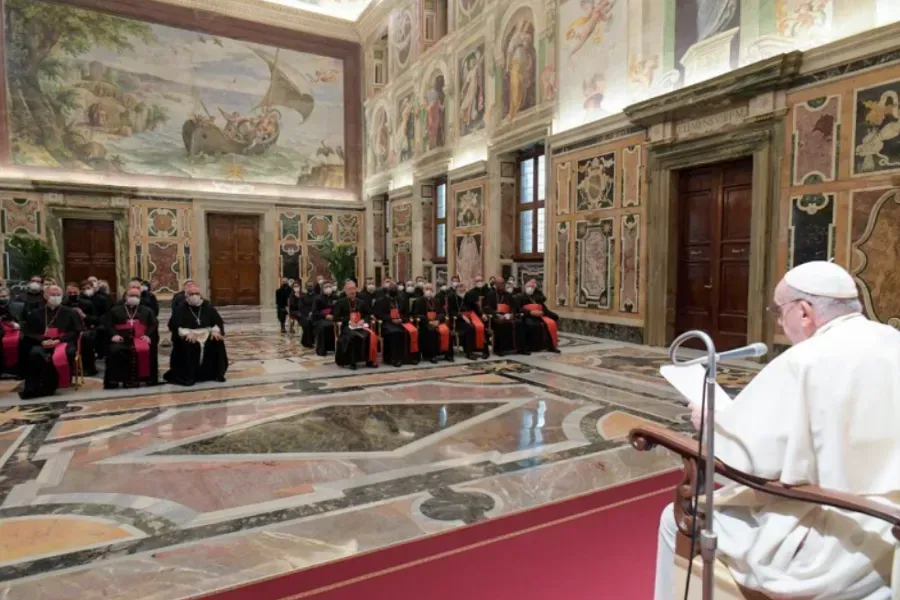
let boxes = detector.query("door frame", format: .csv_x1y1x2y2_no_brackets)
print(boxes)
194,201,276,308
45,205,128,297
645,120,784,351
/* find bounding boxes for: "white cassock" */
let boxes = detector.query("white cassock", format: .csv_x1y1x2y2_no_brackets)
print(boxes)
709,313,900,598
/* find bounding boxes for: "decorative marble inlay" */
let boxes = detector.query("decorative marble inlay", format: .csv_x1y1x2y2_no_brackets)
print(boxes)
0,516,140,564
556,161,571,215
393,241,412,282
500,182,516,258
392,202,413,238
850,188,900,328
619,214,640,313
147,242,180,294
621,146,642,208
306,244,330,281
455,186,483,228
792,96,840,186
279,213,301,239
576,153,615,211
575,218,613,309
455,233,483,288
853,78,900,177
1,197,41,235
788,194,835,268
555,222,570,307
337,213,360,245
130,203,192,293
516,262,544,292
147,208,178,237
307,214,333,242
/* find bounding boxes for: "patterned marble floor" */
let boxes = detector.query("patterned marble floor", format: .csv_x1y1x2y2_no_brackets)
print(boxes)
0,308,759,600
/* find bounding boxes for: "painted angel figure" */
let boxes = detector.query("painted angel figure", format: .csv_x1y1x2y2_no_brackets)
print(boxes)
459,53,483,130
566,0,616,57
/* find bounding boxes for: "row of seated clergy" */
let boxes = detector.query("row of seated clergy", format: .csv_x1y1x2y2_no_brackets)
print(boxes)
322,279,560,370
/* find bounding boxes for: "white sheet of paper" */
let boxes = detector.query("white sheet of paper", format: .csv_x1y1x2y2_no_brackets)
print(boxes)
660,364,733,410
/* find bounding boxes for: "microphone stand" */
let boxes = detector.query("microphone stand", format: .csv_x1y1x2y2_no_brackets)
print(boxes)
669,330,717,600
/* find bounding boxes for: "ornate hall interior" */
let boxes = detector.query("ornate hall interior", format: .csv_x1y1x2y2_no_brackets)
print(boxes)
0,0,900,598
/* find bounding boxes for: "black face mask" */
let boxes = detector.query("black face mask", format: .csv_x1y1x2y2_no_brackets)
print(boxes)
0,298,8,306
68,293,79,302
388,288,398,297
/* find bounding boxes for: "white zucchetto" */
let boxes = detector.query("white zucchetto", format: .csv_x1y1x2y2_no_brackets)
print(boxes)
783,261,858,299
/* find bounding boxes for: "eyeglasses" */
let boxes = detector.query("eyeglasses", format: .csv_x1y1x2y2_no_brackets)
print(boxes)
767,299,802,324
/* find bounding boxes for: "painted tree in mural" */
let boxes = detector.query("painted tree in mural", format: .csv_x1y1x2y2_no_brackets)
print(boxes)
5,0,154,157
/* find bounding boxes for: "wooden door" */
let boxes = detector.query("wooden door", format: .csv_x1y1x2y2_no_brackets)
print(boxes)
208,214,260,306
63,219,116,289
675,158,752,351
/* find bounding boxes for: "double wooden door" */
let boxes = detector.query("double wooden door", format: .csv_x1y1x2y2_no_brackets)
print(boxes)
208,214,260,306
63,219,116,289
675,158,752,351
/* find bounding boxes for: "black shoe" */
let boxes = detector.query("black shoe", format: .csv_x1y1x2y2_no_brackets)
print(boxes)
466,353,477,361
412,359,420,366
446,354,455,362
550,348,561,354
348,363,357,370
430,357,438,364
103,383,118,390
366,361,379,369
281,328,287,334
215,377,227,383
392,361,402,368
521,350,532,356
481,351,490,359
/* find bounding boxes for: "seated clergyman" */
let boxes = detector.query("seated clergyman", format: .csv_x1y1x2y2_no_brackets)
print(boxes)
0,287,23,378
333,280,378,370
516,279,560,354
18,285,83,399
163,283,228,386
310,280,337,356
103,286,159,389
411,282,452,364
655,261,900,599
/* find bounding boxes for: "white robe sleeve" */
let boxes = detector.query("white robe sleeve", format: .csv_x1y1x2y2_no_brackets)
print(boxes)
713,352,817,484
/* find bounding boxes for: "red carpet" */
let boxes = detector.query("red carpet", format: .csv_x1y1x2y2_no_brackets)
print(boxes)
198,470,681,600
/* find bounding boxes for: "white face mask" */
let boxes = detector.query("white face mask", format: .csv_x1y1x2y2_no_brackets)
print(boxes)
288,280,294,286
457,290,465,298
323,287,333,296
82,289,94,298
525,286,535,295
317,278,324,285
48,295,62,308
187,294,202,307
126,296,141,307
28,282,41,292
366,284,375,292
475,282,484,289
293,286,300,292
416,282,424,288
506,286,514,294
405,286,415,294
141,285,149,292
424,290,434,299
440,285,448,292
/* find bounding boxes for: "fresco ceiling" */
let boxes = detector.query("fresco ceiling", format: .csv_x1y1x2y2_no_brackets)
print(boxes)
260,0,376,21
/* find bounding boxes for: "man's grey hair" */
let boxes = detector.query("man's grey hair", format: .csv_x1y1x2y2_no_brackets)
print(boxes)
0,286,8,295
788,288,863,323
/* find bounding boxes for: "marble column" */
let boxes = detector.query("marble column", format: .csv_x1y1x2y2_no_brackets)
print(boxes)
483,153,503,279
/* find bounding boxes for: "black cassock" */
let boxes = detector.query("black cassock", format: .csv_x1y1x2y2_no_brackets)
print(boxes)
310,295,337,356
517,292,560,352
103,304,159,387
333,296,376,368
373,294,417,366
163,301,228,386
291,292,317,348
0,304,25,378
19,305,83,399
64,295,99,376
444,293,476,355
485,290,526,355
275,285,291,329
411,296,452,361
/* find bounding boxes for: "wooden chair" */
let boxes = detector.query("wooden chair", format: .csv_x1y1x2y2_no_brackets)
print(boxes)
629,423,900,599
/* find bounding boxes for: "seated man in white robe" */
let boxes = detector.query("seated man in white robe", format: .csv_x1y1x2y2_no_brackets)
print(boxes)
655,261,900,599
163,283,228,386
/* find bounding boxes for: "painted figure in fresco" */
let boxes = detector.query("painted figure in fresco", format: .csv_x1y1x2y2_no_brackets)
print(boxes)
456,235,482,288
856,90,900,173
504,17,537,121
459,49,484,135
696,0,739,41
395,96,417,163
582,73,607,111
778,0,829,37
566,0,616,57
424,74,446,151
373,110,390,170
394,10,414,66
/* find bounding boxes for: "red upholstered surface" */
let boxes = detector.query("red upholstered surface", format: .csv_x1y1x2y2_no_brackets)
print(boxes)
199,470,681,600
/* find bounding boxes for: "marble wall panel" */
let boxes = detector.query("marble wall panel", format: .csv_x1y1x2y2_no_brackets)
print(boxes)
422,199,434,262
147,241,180,294
853,78,900,177
393,241,412,282
278,212,302,281
373,200,386,264
307,214,334,242
306,244,330,281
455,233,483,287
792,95,840,185
619,213,640,313
788,193,835,268
575,218,613,309
556,162,571,215
576,153,615,211
555,221,569,307
500,182,516,258
455,185,484,228
0,195,42,282
516,262,544,292
130,202,192,295
850,188,900,328
621,145,642,207
392,202,413,238
337,213,360,245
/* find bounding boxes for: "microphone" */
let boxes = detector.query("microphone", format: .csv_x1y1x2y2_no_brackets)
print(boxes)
679,342,768,366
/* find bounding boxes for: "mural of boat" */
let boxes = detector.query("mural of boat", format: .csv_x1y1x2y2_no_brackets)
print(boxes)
182,47,316,157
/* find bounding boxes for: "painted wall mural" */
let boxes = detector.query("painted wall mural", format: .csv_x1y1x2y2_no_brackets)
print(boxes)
458,42,486,137
391,201,413,238
850,188,900,327
792,95,840,185
5,0,347,188
130,201,192,295
455,233,483,287
370,106,391,173
391,2,418,77
422,69,448,152
0,195,43,282
500,7,537,122
395,90,418,163
575,217,613,309
853,79,900,177
455,186,483,228
788,193,835,268
457,0,486,29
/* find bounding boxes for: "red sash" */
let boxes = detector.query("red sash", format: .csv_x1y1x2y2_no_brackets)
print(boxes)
44,327,70,389
461,311,485,350
1,321,19,369
115,320,151,379
351,312,379,363
402,322,419,353
427,312,450,353
523,303,558,348
497,303,511,314
320,307,332,316
390,308,400,320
